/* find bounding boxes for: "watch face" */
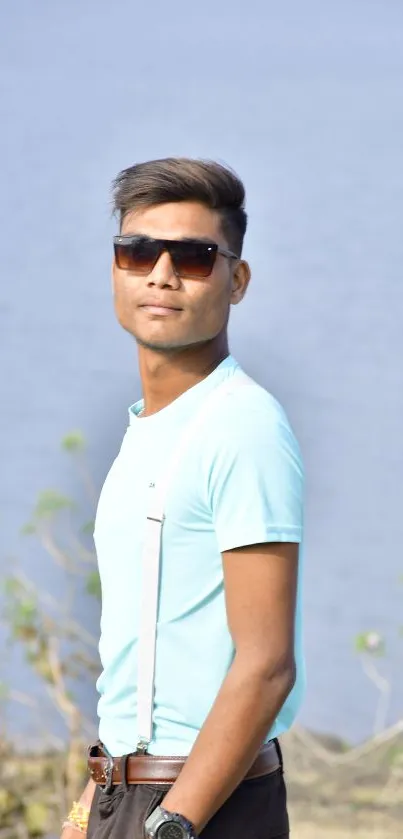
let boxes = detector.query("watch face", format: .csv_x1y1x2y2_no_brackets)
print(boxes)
157,823,186,839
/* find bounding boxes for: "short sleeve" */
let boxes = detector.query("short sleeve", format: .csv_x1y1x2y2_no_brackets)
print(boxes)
207,395,304,553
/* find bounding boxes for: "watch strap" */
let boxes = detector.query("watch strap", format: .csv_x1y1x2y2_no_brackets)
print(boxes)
160,807,198,837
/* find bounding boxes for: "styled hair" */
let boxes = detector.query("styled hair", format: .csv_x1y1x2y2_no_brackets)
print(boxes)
112,157,247,256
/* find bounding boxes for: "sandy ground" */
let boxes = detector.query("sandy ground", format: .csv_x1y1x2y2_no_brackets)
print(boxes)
291,828,399,839
290,810,401,839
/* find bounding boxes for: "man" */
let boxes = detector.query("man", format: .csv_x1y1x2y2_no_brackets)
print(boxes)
61,158,305,839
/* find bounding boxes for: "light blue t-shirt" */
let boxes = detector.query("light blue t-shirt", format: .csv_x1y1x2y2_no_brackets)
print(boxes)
94,355,305,756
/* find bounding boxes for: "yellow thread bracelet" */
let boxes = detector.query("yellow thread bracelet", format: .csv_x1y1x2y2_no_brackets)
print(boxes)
63,801,90,833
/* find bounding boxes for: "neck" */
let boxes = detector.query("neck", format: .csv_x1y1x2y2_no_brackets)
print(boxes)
137,333,230,417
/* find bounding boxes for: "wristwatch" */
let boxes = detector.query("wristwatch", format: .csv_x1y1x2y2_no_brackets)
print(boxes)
144,805,198,839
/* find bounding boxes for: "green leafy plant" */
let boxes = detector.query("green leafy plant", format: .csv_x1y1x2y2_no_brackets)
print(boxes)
1,431,101,822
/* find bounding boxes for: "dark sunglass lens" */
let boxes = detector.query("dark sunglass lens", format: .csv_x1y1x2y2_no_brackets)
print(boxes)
171,242,216,278
114,240,159,274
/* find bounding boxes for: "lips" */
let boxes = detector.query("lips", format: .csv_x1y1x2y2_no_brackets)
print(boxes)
139,302,182,315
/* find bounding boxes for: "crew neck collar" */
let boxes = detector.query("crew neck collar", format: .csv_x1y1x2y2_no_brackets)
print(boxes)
128,354,238,426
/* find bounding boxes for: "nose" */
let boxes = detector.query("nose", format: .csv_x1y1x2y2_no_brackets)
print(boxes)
147,250,181,289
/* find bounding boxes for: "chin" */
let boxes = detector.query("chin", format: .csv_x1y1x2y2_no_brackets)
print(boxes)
131,329,183,351
135,331,213,353
121,319,216,353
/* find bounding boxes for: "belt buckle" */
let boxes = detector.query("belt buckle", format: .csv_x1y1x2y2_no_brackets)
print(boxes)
101,753,114,793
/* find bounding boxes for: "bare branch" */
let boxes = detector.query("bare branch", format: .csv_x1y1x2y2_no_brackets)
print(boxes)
68,529,96,566
291,719,403,765
9,689,39,709
44,637,86,738
73,454,99,507
12,569,99,649
37,521,74,572
361,657,391,736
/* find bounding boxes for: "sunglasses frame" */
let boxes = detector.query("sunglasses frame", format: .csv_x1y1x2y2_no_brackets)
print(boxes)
113,235,239,278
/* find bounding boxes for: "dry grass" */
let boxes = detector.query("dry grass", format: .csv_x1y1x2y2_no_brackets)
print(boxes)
282,727,403,839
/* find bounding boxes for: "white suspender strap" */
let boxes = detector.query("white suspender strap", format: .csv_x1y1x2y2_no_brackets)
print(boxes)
136,376,249,751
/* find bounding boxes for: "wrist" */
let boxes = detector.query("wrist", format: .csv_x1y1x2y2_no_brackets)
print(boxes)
62,801,90,835
62,822,87,837
144,804,198,839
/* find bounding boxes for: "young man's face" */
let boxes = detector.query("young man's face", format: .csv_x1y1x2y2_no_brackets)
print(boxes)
112,201,250,352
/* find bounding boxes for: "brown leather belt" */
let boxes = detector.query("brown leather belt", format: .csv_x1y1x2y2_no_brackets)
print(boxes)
88,740,280,788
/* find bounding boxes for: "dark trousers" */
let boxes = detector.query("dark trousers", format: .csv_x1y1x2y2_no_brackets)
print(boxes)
87,742,289,839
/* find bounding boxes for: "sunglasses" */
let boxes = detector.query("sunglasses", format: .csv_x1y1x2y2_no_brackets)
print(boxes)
113,235,239,279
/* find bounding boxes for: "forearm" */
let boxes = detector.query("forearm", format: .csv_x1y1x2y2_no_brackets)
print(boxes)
161,656,295,834
78,778,97,810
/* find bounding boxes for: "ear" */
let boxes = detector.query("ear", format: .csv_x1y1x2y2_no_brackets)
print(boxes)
230,260,251,305
111,257,117,297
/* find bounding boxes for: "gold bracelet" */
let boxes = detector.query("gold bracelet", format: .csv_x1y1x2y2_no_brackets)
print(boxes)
63,801,90,833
